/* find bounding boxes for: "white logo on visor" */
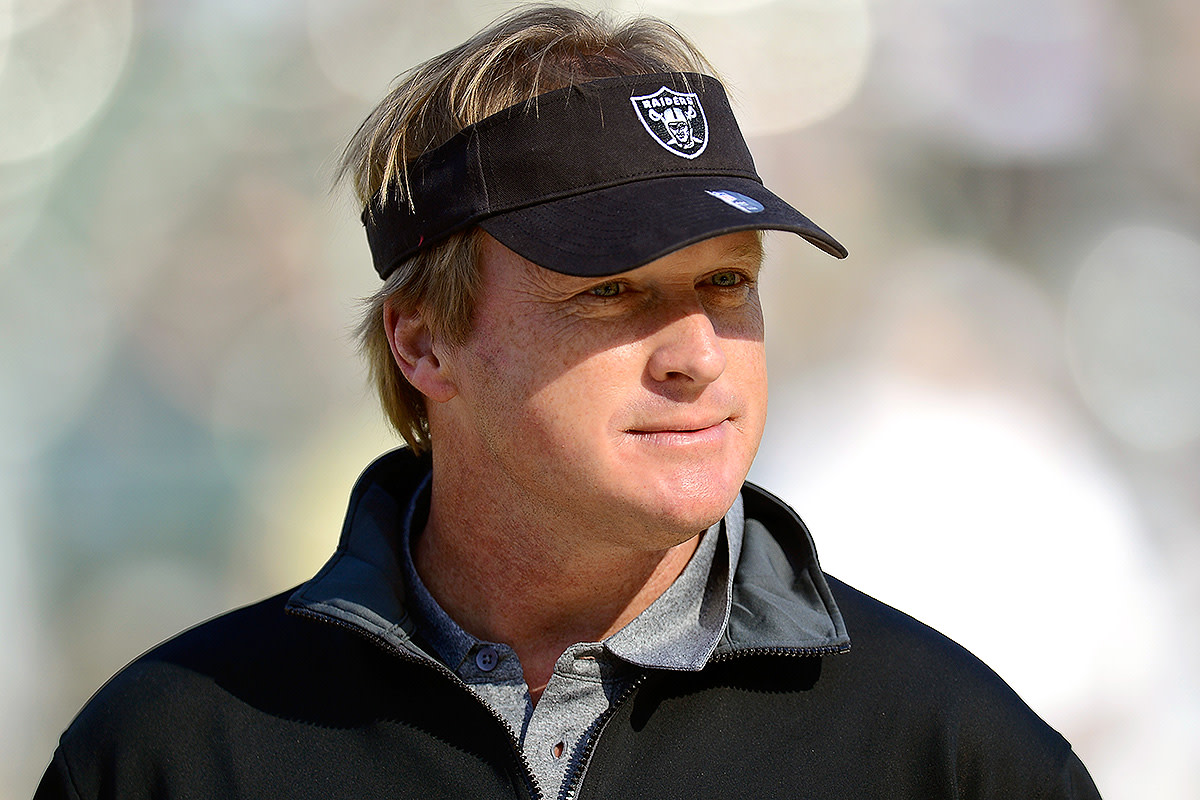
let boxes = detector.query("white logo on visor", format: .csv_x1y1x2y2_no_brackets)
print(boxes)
706,190,764,213
630,87,709,159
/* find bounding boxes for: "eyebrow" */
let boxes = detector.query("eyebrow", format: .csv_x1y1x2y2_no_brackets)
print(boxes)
722,235,766,267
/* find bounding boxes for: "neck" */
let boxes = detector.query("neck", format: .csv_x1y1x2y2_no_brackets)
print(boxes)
413,456,703,701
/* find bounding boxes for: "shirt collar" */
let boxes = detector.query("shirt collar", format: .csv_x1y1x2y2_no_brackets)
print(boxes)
604,495,743,670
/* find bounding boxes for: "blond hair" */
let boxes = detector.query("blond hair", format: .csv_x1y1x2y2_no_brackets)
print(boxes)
342,4,715,452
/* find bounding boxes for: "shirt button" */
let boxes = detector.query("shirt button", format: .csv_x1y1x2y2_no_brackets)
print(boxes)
475,645,499,672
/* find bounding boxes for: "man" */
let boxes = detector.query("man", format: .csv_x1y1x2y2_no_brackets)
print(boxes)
37,6,1101,799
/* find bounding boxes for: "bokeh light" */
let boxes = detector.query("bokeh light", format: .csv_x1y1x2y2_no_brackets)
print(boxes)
865,0,1122,160
0,0,133,164
306,0,500,102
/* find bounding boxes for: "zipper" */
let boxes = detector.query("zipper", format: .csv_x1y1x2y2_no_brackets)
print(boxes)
710,642,851,662
559,672,646,800
287,606,547,800
560,642,850,800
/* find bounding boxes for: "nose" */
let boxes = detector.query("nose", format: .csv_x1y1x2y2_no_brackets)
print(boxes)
646,307,726,387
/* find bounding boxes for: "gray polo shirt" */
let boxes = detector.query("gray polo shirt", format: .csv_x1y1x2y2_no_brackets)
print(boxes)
399,474,744,799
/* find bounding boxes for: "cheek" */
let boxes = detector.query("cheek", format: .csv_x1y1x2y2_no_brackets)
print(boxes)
461,335,609,446
728,339,770,445
460,307,548,393
729,334,768,385
528,353,631,435
729,308,768,395
446,333,539,445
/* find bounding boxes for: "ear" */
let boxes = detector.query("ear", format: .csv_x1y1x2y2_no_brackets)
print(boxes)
383,300,459,403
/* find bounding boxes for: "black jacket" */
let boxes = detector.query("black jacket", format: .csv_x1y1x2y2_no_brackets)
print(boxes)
36,449,1100,799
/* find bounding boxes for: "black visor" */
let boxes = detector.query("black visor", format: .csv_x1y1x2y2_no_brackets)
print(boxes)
363,73,847,279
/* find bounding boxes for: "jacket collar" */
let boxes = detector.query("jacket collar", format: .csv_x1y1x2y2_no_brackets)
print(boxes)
287,448,849,660
721,482,850,655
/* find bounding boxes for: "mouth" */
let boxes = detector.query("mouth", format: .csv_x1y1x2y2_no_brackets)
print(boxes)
625,418,731,446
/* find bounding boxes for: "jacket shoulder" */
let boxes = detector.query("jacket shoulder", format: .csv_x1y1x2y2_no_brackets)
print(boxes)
823,574,1099,798
826,573,1030,690
63,590,318,724
44,590,405,799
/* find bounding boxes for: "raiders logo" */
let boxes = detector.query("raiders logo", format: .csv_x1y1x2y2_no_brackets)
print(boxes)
630,86,709,159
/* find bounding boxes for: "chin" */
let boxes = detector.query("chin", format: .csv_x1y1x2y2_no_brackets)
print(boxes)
634,464,747,539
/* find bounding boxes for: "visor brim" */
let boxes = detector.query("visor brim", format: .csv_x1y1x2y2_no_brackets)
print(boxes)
480,175,846,277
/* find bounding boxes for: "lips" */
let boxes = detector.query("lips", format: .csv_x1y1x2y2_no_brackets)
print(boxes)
627,417,728,435
624,418,732,448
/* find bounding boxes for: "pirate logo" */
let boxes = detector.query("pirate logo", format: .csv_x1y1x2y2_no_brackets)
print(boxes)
630,86,709,159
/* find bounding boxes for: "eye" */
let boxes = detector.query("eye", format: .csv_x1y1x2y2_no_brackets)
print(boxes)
588,281,625,298
709,271,743,287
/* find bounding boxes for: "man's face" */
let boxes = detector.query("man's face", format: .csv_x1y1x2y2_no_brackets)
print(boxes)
430,231,768,549
662,109,693,147
666,118,692,146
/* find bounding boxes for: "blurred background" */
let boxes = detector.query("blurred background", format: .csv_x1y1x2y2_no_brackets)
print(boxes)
2,0,1197,797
